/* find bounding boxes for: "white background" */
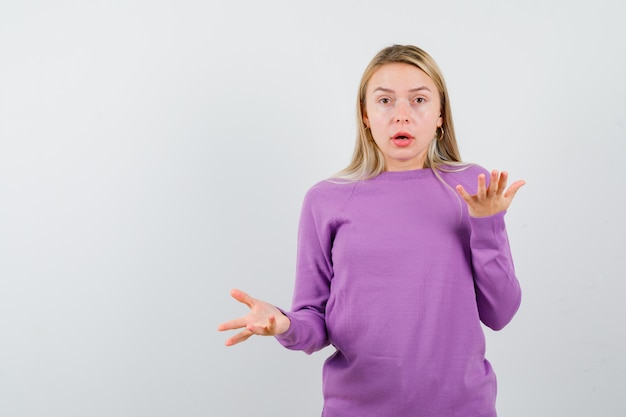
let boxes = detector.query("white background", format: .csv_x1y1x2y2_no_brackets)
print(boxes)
1,1,625,416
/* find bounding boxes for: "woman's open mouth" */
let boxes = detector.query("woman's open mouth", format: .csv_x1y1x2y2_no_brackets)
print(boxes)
391,132,414,147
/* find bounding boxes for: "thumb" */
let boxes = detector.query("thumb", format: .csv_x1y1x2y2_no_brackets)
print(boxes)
504,180,526,200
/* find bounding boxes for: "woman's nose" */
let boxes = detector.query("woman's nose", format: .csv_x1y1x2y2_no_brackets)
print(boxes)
395,101,410,123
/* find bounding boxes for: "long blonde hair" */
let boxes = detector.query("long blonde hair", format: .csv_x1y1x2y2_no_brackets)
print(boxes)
334,45,465,180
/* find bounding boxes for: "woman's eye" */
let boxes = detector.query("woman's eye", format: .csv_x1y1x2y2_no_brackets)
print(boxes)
379,98,391,104
414,97,425,104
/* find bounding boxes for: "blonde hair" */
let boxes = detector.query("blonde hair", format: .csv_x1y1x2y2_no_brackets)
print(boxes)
334,44,466,180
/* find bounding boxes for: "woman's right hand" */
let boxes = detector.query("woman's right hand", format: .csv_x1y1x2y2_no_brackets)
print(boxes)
217,289,291,346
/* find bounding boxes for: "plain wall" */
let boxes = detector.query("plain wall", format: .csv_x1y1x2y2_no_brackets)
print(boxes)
1,0,625,416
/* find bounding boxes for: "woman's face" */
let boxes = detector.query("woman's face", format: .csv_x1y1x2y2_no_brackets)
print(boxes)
363,63,443,171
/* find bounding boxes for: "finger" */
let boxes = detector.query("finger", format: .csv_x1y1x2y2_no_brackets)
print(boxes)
455,184,472,202
225,329,253,346
267,314,277,333
495,171,508,196
230,288,256,308
476,174,487,198
488,170,499,196
217,317,248,332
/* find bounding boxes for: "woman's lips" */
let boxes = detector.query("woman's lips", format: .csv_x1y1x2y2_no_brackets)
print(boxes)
391,132,414,147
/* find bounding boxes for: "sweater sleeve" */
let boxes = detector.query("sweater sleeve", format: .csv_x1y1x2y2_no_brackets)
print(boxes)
275,186,334,354
469,211,522,331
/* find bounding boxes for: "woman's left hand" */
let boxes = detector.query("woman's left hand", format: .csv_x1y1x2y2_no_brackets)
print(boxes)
456,170,525,218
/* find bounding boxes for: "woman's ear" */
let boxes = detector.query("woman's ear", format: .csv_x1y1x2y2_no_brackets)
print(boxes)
363,114,370,129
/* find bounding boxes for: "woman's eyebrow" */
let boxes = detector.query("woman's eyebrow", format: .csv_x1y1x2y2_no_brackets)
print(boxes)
409,86,432,93
371,86,432,94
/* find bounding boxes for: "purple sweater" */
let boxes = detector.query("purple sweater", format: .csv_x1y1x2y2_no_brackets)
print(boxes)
276,165,521,417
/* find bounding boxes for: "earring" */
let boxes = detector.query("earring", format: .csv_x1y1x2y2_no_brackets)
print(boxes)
437,127,445,141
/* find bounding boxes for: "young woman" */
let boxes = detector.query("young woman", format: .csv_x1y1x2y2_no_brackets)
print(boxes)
218,44,525,417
